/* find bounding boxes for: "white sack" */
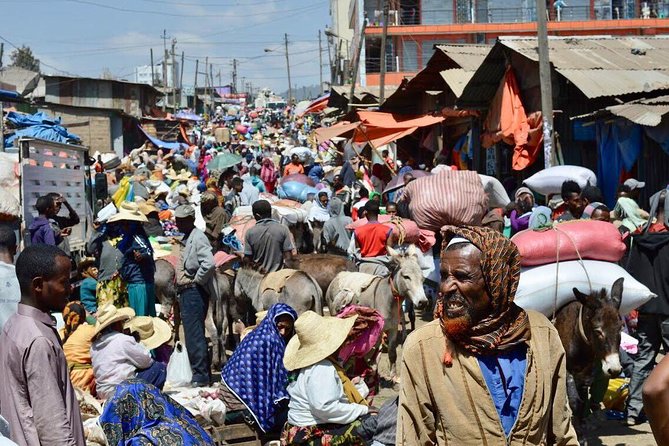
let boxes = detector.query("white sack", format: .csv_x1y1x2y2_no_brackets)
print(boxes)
479,174,511,208
516,260,655,316
524,165,597,196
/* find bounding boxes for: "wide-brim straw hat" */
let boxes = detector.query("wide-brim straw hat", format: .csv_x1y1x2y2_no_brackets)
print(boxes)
167,169,191,181
124,316,172,350
283,311,358,371
108,201,149,223
95,304,135,337
138,199,159,216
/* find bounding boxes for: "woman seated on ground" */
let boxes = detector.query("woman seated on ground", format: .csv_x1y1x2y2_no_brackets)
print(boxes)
221,303,298,435
281,311,374,446
90,304,167,400
99,380,215,445
124,314,173,365
61,301,97,395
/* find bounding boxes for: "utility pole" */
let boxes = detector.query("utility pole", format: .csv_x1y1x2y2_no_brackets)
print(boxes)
536,0,555,168
171,38,177,112
217,70,221,87
193,59,199,113
210,63,214,111
180,51,184,107
318,30,324,95
284,33,292,105
204,56,209,115
349,17,367,112
232,59,238,93
0,43,4,68
326,34,333,85
150,48,155,86
161,29,169,111
378,0,390,104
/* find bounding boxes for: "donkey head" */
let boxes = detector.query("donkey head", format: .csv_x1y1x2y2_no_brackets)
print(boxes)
572,277,624,378
387,245,429,309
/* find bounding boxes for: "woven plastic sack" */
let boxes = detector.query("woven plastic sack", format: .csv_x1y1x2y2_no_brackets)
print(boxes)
403,170,487,231
524,165,596,196
511,220,626,266
479,174,511,208
277,181,308,201
515,260,655,316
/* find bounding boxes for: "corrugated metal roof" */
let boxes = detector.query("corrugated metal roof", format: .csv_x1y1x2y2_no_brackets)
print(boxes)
500,36,669,70
573,95,669,126
556,69,669,98
434,44,492,70
440,69,477,98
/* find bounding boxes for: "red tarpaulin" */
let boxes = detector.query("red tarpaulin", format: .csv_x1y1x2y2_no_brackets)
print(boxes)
354,111,445,148
299,93,330,117
314,121,360,144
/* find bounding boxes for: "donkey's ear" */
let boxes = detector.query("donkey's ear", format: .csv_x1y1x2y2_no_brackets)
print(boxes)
573,288,590,306
387,246,399,259
406,244,418,259
610,277,624,310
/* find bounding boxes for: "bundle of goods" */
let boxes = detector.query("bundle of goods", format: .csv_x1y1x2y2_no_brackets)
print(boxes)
479,174,511,208
277,181,319,202
515,260,655,316
233,201,308,226
289,146,316,165
0,153,19,220
347,215,436,252
402,170,487,231
511,220,626,266
523,165,596,196
280,173,316,187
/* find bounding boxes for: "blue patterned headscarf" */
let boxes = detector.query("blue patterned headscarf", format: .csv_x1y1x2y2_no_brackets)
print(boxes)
221,303,298,432
99,379,214,445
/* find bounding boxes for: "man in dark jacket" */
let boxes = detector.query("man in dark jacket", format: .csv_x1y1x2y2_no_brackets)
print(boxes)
29,196,58,246
624,188,669,425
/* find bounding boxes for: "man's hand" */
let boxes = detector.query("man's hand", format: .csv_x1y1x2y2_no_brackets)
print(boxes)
61,227,72,237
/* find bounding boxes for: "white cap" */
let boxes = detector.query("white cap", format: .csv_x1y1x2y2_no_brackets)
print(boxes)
624,178,645,190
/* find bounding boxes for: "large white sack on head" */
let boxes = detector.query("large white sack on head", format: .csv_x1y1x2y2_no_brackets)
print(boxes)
524,165,596,196
479,174,511,208
515,260,655,316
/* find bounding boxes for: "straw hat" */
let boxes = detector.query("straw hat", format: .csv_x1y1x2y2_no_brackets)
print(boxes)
94,304,135,336
283,311,358,371
167,169,190,181
124,316,172,350
107,201,149,223
138,199,159,216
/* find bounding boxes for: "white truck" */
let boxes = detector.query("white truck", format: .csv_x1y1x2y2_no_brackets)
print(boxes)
13,138,93,255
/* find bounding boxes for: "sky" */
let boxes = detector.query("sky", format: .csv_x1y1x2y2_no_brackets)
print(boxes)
0,0,331,95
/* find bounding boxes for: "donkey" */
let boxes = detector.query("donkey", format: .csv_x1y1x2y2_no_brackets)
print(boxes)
553,277,624,424
285,254,357,296
234,267,323,316
325,244,429,376
154,258,234,369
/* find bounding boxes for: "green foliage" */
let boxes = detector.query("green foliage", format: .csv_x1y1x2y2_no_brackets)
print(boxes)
9,45,40,72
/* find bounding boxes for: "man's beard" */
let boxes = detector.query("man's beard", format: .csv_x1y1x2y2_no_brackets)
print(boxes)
441,293,474,339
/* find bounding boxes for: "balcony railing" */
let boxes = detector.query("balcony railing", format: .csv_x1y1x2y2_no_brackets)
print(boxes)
369,3,669,26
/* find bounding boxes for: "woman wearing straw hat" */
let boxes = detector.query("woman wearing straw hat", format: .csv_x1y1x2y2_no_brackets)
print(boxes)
125,315,172,363
281,311,374,446
107,202,156,317
90,305,166,400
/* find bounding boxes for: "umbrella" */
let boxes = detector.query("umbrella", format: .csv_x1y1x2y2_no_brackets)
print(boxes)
383,170,431,194
207,152,243,171
280,174,316,187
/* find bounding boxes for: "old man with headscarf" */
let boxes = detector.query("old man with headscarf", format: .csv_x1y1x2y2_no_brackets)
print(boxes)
397,225,578,445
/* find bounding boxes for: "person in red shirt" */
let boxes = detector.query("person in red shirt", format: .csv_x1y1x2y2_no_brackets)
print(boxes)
283,154,304,177
353,200,393,275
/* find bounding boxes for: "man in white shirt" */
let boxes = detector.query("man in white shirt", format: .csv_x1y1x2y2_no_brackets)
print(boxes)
0,225,19,332
90,305,166,399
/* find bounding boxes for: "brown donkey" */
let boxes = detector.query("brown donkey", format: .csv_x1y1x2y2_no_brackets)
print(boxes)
554,278,624,424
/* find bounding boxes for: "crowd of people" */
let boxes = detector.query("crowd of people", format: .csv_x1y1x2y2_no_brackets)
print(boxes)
0,102,668,446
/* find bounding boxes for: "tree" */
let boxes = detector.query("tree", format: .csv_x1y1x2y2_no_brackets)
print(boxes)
9,45,40,72
101,67,115,80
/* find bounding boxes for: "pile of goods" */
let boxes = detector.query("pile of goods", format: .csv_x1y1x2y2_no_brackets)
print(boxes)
511,220,655,315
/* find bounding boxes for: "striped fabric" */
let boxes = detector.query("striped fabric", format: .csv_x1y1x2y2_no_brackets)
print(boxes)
404,170,488,231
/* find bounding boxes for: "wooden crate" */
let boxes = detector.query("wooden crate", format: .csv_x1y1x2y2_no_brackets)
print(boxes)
208,421,261,446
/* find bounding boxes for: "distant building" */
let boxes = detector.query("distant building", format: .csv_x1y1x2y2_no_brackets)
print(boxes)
135,60,180,88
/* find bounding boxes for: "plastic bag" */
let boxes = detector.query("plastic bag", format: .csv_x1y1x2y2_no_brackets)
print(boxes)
166,342,193,387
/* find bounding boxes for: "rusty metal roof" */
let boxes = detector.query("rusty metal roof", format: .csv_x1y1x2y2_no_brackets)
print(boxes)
440,69,477,98
556,69,669,98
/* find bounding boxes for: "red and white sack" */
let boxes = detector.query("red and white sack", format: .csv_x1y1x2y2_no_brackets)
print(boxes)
511,220,626,267
403,170,488,231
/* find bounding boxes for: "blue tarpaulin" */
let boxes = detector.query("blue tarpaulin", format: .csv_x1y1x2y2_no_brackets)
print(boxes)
0,89,21,101
596,120,642,207
174,111,203,122
138,125,185,151
3,111,80,148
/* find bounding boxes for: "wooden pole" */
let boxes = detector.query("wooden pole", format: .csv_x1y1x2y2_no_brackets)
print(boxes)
284,33,292,105
150,48,155,86
536,0,555,168
179,51,184,107
348,17,367,112
193,59,199,113
319,30,324,95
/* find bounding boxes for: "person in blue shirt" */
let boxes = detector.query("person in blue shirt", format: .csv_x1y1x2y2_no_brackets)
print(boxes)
77,258,98,315
107,202,156,317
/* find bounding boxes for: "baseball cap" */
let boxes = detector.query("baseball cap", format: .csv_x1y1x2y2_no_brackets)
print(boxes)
624,178,645,190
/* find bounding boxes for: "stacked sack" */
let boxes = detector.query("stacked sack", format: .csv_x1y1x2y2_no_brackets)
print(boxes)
511,220,655,315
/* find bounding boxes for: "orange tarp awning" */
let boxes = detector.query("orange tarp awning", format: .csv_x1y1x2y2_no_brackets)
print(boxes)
353,111,445,148
314,121,360,144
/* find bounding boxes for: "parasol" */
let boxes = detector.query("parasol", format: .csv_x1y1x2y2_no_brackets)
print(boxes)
383,170,431,194
207,152,243,171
